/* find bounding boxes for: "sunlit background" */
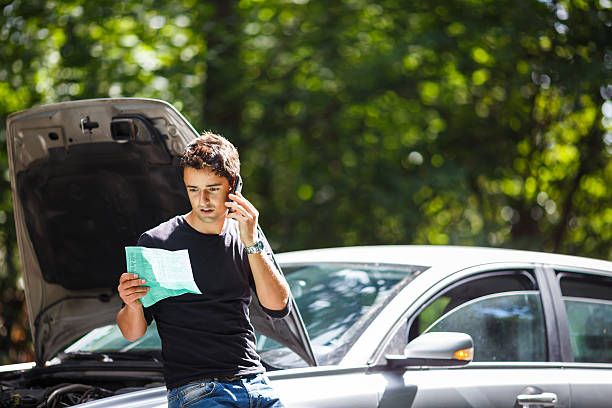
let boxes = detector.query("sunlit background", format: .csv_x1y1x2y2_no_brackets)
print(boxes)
0,0,611,363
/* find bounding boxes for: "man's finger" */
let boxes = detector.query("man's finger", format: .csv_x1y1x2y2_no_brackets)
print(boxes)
228,193,257,215
122,287,150,301
125,292,147,303
226,209,252,224
119,273,139,283
225,202,251,219
119,279,147,292
128,287,150,296
126,285,149,294
226,212,244,223
235,193,258,215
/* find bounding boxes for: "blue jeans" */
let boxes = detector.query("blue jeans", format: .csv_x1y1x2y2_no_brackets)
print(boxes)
167,373,284,408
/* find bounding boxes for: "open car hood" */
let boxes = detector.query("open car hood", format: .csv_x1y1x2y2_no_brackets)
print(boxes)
6,98,316,367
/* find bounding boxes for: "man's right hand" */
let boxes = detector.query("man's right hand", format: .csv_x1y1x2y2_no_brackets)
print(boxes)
117,273,149,341
118,273,149,309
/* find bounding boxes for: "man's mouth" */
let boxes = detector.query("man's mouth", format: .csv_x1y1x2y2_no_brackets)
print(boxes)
199,208,214,214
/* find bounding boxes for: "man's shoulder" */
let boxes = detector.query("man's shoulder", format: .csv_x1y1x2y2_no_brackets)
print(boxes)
139,215,184,245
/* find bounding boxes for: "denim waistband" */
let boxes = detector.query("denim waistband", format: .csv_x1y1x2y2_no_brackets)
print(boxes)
205,374,254,383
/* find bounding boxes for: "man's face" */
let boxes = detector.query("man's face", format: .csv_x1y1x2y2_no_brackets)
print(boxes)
183,166,231,227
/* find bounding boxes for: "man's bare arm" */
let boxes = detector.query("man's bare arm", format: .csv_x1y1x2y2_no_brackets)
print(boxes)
248,252,290,310
226,192,290,310
116,273,149,341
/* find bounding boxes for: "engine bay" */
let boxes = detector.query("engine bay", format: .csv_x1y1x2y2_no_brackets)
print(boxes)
0,363,164,407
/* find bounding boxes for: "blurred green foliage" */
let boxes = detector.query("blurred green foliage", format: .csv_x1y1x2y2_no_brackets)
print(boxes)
0,0,611,363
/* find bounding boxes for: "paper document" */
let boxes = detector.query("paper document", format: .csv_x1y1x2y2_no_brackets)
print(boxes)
125,246,202,307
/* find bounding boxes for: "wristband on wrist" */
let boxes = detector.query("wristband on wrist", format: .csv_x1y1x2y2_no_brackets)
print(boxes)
245,240,264,254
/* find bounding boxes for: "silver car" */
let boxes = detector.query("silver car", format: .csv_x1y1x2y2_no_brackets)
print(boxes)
3,99,612,408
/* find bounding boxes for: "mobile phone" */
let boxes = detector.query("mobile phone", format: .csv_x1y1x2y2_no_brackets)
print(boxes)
231,175,243,195
228,175,243,213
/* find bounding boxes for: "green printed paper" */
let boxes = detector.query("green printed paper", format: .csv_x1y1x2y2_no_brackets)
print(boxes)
125,246,202,307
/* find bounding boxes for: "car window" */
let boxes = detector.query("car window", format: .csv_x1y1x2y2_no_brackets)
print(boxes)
257,263,426,367
556,271,612,363
408,270,537,339
426,292,547,361
383,270,548,362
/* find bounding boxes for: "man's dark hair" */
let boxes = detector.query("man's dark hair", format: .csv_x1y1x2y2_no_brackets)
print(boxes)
179,132,240,184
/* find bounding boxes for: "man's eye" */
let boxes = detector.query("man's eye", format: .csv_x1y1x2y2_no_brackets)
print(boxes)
209,188,220,192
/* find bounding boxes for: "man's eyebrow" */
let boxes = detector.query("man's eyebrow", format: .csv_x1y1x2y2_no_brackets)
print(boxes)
186,183,223,188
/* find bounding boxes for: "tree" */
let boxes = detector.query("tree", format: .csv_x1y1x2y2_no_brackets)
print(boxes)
0,0,610,362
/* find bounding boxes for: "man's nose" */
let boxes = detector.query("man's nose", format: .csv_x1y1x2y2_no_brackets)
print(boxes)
199,191,210,205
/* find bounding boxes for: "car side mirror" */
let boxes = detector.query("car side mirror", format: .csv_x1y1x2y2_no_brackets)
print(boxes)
385,332,474,369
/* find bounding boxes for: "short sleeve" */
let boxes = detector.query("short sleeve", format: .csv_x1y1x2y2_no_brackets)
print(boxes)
260,300,291,318
142,304,154,325
137,232,156,248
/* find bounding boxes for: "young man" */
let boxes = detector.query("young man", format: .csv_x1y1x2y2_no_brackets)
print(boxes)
116,132,289,407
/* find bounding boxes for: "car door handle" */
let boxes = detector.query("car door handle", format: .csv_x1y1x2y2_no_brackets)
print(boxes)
516,392,558,407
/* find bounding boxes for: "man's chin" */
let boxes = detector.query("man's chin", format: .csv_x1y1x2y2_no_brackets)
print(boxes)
196,210,225,224
197,214,215,223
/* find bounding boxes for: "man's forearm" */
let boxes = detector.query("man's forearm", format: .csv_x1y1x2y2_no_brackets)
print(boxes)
249,253,290,310
117,304,148,341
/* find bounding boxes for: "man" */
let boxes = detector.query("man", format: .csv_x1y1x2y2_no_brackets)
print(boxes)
116,132,289,407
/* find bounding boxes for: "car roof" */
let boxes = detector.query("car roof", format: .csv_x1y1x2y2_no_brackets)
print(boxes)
275,245,612,273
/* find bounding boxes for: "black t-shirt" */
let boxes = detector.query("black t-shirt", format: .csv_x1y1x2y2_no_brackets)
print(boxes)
137,215,289,390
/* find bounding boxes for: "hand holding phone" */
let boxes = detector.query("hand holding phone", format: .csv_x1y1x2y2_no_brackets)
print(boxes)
225,175,259,246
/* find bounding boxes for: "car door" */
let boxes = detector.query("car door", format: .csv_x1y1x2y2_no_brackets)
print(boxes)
544,267,612,408
375,266,570,408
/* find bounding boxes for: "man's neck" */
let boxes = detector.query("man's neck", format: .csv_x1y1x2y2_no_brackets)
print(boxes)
184,211,226,235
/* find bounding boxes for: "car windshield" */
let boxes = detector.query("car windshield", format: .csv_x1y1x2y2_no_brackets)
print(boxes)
258,263,424,367
63,322,162,354
60,263,425,368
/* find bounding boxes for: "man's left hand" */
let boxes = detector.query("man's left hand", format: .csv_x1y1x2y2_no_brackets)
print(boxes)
225,192,259,247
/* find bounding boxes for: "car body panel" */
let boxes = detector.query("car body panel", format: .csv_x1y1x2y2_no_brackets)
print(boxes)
73,366,384,408
563,366,612,408
274,245,612,274
6,98,197,363
404,366,569,408
72,364,573,408
71,387,168,408
0,362,36,373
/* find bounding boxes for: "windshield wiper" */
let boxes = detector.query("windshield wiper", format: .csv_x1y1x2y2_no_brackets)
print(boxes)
58,351,162,363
